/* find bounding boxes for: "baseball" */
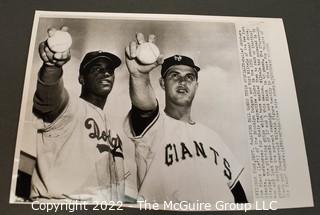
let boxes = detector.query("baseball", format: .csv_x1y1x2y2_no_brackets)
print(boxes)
136,42,160,64
47,30,72,53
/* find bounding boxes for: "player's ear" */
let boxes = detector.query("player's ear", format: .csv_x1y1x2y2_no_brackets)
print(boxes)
79,75,85,85
159,77,165,90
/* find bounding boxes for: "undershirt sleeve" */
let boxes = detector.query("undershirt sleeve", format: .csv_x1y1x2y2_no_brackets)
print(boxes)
129,103,159,137
231,181,248,203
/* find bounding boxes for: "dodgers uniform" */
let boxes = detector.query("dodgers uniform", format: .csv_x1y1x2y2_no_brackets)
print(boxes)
124,108,243,204
31,65,125,202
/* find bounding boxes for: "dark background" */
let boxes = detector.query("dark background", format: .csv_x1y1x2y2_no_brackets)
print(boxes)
0,0,319,214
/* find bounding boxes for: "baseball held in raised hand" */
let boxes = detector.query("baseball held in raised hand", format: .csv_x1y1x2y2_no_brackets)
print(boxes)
136,42,160,64
47,30,72,53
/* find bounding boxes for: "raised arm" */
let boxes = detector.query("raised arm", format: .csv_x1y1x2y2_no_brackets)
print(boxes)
33,27,71,123
125,33,163,111
125,33,163,136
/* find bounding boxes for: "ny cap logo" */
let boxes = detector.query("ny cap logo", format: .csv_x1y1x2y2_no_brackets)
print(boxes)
174,55,182,61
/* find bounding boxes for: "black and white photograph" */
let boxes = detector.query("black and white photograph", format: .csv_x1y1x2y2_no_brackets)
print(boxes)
9,11,313,210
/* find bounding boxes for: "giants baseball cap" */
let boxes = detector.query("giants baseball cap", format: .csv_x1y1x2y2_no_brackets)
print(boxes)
80,50,121,74
161,55,200,78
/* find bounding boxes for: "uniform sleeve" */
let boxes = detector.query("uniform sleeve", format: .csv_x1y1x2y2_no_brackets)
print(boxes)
33,64,69,123
207,128,244,190
221,143,244,190
123,106,162,189
34,95,79,134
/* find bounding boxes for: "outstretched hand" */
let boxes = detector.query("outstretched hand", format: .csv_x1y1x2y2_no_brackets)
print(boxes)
39,26,71,67
125,33,163,75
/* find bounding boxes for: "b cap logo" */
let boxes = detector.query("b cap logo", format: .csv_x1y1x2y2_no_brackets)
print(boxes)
174,55,182,61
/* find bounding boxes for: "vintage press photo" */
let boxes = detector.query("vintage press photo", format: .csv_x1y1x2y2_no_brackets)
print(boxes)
10,11,313,210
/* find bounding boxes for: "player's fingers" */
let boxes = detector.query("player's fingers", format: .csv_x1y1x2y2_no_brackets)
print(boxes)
40,52,49,62
44,46,50,54
47,28,57,37
156,54,164,65
129,41,137,58
65,50,71,61
143,62,159,71
56,53,71,66
39,42,46,56
55,49,70,60
136,32,145,44
125,46,132,59
54,52,63,60
60,26,69,32
61,50,71,62
39,41,45,52
148,34,156,43
44,46,54,60
54,59,66,67
61,50,70,59
39,42,49,62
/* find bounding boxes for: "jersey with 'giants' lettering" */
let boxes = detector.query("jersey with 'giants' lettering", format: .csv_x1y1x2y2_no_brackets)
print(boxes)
124,111,243,203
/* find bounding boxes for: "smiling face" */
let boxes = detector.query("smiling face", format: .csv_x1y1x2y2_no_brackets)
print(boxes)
80,59,115,98
161,65,198,107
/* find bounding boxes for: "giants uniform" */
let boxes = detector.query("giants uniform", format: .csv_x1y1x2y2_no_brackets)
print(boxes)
31,66,124,202
124,108,243,204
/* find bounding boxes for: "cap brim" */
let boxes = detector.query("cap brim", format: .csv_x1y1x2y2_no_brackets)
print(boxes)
88,54,121,68
80,53,121,74
193,65,200,72
162,64,200,78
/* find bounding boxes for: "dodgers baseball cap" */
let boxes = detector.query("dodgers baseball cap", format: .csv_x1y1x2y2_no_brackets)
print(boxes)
161,55,200,78
80,50,121,74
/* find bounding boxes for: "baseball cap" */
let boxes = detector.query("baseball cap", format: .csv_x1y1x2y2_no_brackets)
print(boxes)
79,50,121,75
161,55,200,78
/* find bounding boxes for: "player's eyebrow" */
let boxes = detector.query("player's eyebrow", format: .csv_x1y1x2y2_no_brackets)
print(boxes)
168,70,196,77
167,70,179,75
